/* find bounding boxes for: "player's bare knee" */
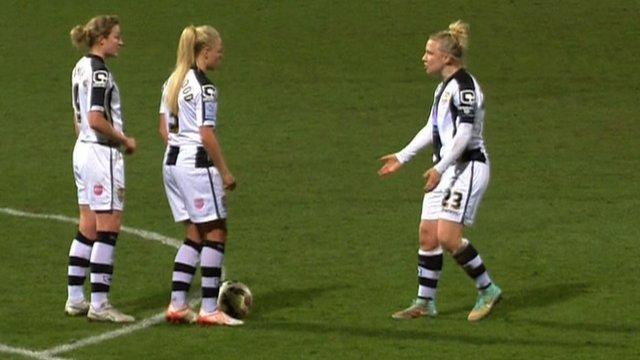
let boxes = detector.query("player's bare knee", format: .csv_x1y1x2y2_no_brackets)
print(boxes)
197,219,227,243
184,221,203,244
79,223,97,240
437,233,464,254
95,210,122,232
419,221,438,250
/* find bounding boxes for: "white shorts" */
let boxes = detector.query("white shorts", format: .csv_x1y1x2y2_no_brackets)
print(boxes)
79,143,125,211
72,140,90,205
421,160,489,226
163,165,227,223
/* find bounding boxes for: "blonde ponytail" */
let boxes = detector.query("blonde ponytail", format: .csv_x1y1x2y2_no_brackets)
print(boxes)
430,19,470,59
165,26,197,116
165,25,220,116
70,25,87,49
70,15,120,49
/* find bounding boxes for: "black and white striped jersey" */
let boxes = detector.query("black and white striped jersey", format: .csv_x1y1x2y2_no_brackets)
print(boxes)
159,67,219,166
71,54,123,144
430,68,487,165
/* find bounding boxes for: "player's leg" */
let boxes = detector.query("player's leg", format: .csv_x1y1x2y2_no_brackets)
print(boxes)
166,221,201,324
65,205,95,316
87,210,134,322
184,166,241,326
66,142,95,316
86,147,134,323
438,161,500,321
392,187,445,320
195,220,241,326
162,164,200,323
416,220,442,313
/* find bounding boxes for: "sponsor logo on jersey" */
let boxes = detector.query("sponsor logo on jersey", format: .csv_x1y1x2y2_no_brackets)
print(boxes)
93,184,104,196
202,85,217,100
460,90,476,105
93,70,108,88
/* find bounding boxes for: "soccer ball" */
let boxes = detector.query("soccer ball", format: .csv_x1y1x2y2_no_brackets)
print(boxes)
217,280,252,319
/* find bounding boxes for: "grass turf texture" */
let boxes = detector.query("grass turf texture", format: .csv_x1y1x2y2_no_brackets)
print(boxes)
1,0,639,358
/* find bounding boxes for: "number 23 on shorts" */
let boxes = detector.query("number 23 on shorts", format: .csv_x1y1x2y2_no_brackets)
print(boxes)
442,189,463,211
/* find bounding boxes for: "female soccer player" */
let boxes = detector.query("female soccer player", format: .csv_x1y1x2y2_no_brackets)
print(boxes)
160,25,242,326
378,20,501,321
66,15,136,323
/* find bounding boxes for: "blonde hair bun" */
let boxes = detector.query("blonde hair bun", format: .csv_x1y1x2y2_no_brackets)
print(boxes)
448,20,469,52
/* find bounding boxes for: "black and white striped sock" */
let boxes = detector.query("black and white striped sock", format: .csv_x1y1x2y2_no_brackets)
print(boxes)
453,238,492,290
67,232,94,302
200,241,224,313
90,231,118,309
417,247,443,301
170,239,202,309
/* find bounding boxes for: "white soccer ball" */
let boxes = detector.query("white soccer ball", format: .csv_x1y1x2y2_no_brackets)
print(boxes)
217,280,252,319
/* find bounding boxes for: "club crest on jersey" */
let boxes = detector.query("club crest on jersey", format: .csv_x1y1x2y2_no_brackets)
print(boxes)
93,184,104,196
441,92,451,104
202,85,217,101
460,90,476,105
194,198,205,210
93,70,108,87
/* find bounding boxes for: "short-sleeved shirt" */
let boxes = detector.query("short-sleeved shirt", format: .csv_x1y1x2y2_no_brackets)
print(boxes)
159,67,219,166
71,54,124,144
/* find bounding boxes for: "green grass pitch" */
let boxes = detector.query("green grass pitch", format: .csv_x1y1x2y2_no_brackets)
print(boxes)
0,0,639,358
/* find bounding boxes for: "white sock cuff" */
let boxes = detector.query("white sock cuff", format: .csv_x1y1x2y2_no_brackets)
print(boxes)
419,247,443,256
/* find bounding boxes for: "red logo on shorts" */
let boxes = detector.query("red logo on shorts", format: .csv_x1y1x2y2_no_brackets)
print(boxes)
194,198,205,210
93,184,104,196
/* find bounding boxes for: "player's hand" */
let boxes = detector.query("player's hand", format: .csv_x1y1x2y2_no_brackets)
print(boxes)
423,167,441,192
378,154,402,177
223,173,236,191
123,137,136,155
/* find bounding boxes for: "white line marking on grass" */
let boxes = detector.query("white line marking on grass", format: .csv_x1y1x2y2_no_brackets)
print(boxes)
0,343,68,360
0,208,181,249
0,207,192,359
41,298,199,357
41,314,165,357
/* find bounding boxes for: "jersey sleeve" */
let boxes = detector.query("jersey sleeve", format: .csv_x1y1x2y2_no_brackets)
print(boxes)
89,68,109,112
454,83,477,124
395,117,434,164
196,84,218,127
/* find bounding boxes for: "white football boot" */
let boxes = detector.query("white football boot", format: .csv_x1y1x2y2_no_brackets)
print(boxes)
65,299,90,316
196,309,243,326
87,304,135,323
